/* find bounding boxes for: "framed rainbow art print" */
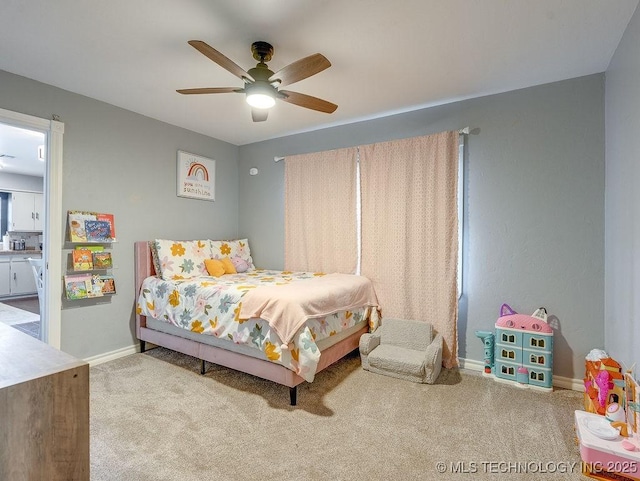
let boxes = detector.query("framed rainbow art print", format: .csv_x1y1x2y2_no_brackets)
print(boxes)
177,150,215,201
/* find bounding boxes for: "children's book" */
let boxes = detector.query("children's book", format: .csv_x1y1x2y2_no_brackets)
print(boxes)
72,249,93,271
85,220,112,242
65,274,91,299
75,245,104,253
92,251,112,269
96,213,116,241
68,211,97,242
88,275,105,298
99,275,116,295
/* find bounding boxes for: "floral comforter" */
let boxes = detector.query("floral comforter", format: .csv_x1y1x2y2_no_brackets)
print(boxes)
136,269,374,382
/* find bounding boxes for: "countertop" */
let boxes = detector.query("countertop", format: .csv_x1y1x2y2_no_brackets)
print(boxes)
0,249,42,257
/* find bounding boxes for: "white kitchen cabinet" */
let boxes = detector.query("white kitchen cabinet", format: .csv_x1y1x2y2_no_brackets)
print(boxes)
0,258,10,297
9,192,44,231
0,254,41,297
33,192,44,230
10,256,37,295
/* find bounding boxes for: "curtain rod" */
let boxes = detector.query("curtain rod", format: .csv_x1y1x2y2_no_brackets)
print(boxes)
274,127,471,162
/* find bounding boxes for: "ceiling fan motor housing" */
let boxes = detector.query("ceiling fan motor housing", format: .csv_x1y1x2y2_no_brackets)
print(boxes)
251,41,274,62
247,64,275,83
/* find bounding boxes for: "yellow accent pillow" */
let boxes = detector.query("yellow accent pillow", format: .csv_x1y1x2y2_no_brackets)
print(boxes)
220,257,237,274
205,258,225,277
209,239,255,272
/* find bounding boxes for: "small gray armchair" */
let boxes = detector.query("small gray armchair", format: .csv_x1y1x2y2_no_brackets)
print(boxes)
359,318,443,384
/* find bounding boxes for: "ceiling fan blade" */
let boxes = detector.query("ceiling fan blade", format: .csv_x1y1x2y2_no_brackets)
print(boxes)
279,90,337,113
251,109,268,122
188,40,254,82
176,87,241,95
269,53,330,87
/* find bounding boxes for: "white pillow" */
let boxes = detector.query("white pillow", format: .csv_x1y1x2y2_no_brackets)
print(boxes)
152,239,212,280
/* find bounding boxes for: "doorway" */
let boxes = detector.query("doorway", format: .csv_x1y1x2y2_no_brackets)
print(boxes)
0,107,64,348
0,122,45,339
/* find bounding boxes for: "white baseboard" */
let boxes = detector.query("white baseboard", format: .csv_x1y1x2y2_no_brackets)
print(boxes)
82,348,585,392
458,357,583,391
84,343,140,367
458,357,485,372
552,374,584,391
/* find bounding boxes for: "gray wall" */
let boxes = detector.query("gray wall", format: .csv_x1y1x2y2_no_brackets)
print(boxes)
605,5,640,373
0,172,43,192
0,67,608,380
0,70,239,359
239,75,605,380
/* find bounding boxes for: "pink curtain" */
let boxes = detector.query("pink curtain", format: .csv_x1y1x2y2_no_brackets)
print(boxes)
284,148,358,273
360,131,459,368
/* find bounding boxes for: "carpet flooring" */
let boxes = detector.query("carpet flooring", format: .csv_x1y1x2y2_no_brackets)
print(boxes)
90,348,591,480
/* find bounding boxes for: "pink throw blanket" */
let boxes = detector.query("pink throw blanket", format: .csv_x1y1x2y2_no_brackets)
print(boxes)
239,273,378,347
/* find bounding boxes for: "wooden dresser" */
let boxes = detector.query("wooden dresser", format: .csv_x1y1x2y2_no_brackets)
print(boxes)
0,322,89,481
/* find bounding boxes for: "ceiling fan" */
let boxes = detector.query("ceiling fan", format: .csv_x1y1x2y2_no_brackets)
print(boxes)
177,40,337,122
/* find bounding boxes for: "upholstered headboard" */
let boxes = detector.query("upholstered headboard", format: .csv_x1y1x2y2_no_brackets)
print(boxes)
134,241,156,335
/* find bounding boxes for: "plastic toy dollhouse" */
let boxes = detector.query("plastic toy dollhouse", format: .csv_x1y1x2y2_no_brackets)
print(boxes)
575,365,640,481
475,304,554,391
584,350,625,415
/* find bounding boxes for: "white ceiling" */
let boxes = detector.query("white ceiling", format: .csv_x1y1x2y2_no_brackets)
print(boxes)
0,123,46,177
0,0,638,155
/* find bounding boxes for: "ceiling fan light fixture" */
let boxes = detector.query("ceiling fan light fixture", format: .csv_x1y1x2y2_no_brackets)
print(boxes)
245,81,276,109
246,93,275,109
246,88,276,109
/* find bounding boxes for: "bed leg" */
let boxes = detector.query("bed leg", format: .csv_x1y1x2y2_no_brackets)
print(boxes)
289,386,297,406
140,340,146,353
200,359,206,375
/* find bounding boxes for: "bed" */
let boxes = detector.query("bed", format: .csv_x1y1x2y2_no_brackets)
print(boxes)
134,240,379,405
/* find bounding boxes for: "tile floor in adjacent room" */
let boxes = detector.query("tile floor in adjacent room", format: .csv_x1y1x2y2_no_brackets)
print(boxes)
0,297,41,339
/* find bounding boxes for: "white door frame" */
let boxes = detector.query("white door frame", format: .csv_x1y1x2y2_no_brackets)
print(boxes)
0,107,63,349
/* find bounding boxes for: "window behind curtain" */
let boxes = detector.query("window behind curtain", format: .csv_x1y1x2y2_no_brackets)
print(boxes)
284,147,358,273
359,131,459,368
283,132,459,368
